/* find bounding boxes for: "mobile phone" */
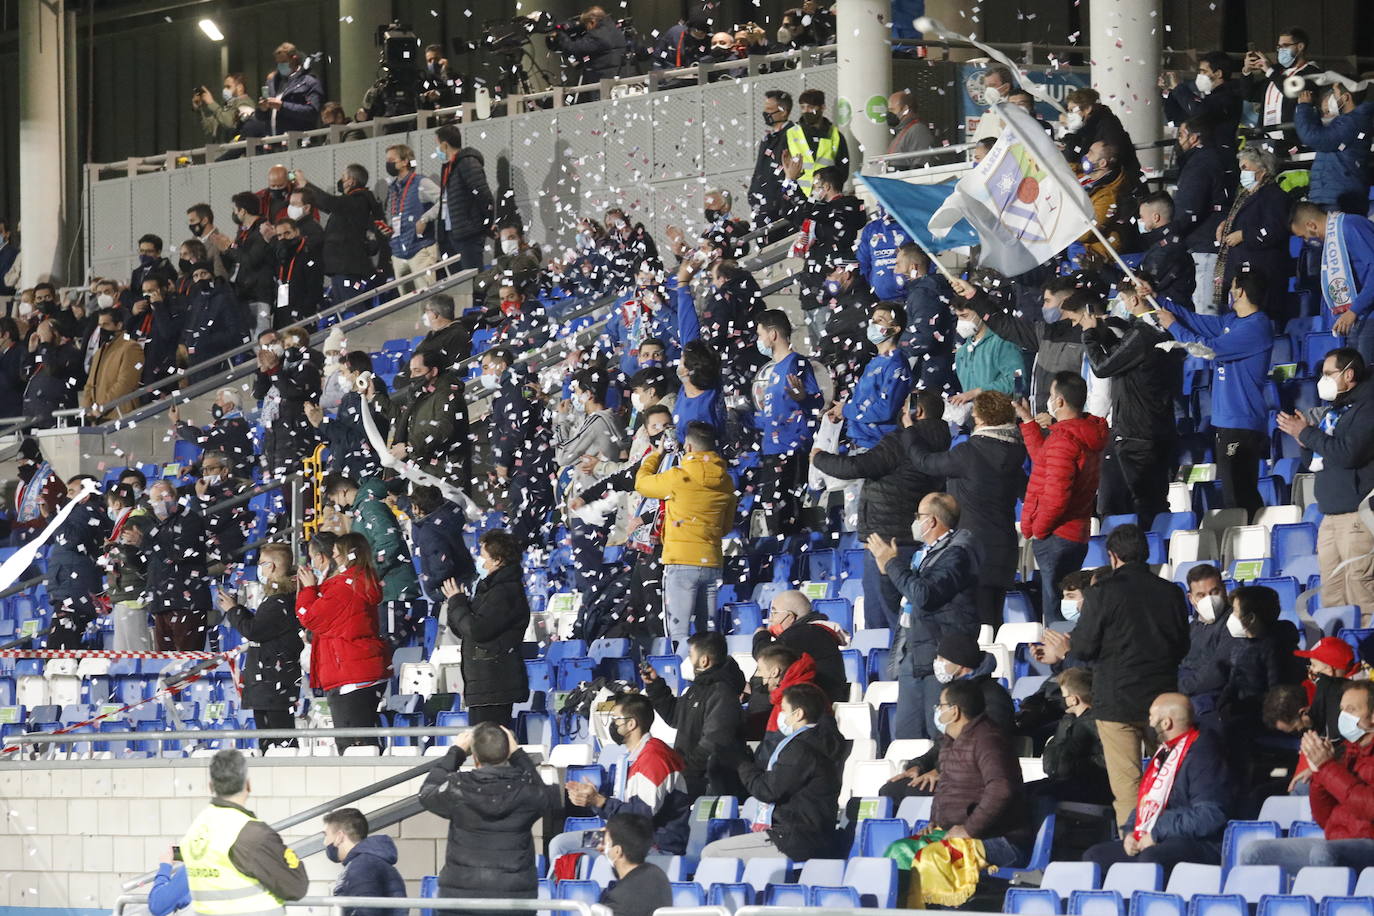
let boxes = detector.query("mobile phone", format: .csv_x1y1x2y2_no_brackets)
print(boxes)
582,828,605,849
171,846,183,862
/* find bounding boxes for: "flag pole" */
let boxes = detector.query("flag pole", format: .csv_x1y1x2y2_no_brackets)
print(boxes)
1084,223,1163,311
909,234,961,286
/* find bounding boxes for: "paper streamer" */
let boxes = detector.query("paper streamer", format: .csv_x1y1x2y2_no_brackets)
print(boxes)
915,16,1067,115
358,394,483,521
0,477,101,594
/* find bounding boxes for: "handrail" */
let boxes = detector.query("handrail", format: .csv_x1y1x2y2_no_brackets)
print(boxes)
113,895,609,916
7,726,473,746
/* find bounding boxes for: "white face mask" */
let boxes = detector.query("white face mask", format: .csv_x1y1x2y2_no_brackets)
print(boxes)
287,204,306,220
932,658,957,684
478,372,500,391
1318,373,1342,402
1326,94,1343,117
630,391,645,412
1194,593,1224,624
257,565,272,584
221,87,234,103
266,344,284,357
1060,598,1080,621
1239,170,1258,190
982,85,1004,107
1065,111,1084,131
1136,217,1153,235
955,318,978,340
96,293,114,309
911,515,932,542
500,239,520,256
1195,73,1214,95
1226,612,1249,639
421,312,434,330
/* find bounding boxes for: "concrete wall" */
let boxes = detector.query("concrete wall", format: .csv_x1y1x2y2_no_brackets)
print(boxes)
0,758,467,915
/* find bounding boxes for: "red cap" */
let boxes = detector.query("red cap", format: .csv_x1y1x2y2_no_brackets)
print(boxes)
1295,637,1356,673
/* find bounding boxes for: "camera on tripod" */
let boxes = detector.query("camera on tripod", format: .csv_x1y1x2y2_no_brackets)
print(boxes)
365,21,422,117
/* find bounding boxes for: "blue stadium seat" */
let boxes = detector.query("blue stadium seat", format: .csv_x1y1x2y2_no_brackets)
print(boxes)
1071,890,1126,916
798,858,846,887
1187,895,1249,916
812,597,853,634
763,884,808,907
525,660,553,694
851,628,892,653
808,886,862,907
670,882,706,907
1006,888,1062,915
1320,899,1374,916
808,548,839,581
694,856,743,887
1167,863,1222,897
991,813,1056,879
1222,865,1284,903
1288,820,1325,838
1258,796,1313,830
725,602,763,634
740,857,790,894
1272,523,1318,571
1044,862,1103,899
1101,514,1138,537
645,855,687,881
1005,590,1038,624
854,818,909,857
561,815,605,833
707,883,752,911
554,880,602,904
1313,607,1358,637
686,797,738,857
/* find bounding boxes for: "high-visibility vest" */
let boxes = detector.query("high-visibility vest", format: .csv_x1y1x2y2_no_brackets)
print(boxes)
786,124,840,194
182,803,288,916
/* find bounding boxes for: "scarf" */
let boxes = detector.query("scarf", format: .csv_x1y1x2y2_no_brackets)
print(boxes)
766,653,819,731
971,423,1021,444
1322,212,1356,317
1211,178,1269,308
17,462,54,522
1134,727,1200,841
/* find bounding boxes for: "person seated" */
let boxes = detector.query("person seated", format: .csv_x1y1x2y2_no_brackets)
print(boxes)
597,813,673,916
1177,564,1232,699
747,643,821,743
1264,637,1360,791
925,678,1033,868
703,683,844,861
643,632,747,798
883,631,1016,803
322,807,406,908
1083,693,1231,868
752,589,848,702
1242,681,1374,871
1027,667,1113,812
551,694,691,860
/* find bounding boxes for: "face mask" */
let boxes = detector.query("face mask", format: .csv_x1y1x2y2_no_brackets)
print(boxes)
96,293,115,309
1042,305,1062,324
1080,155,1095,174
704,208,722,222
932,658,956,684
1060,598,1081,621
756,337,773,357
956,318,978,340
1136,217,1153,235
211,404,225,420
1278,47,1296,67
139,254,156,267
107,507,123,522
865,323,889,345
576,232,593,250
479,372,500,391
385,161,400,178
982,86,1004,107
777,715,798,737
501,239,520,256
336,179,348,194
267,344,285,357
152,499,174,520
421,313,434,330
220,86,235,103
325,844,340,864
286,204,306,221
885,111,901,129
277,61,292,77
203,474,222,487
313,563,331,580
1318,373,1343,402
911,516,932,542
630,392,645,412
1195,593,1223,623
1340,710,1369,743
195,278,213,294
1066,111,1084,131
777,27,794,43
256,565,271,584
1327,94,1343,117
823,279,842,297
178,258,195,275
1110,297,1133,321
1226,613,1249,639
932,706,951,735
762,111,778,128
1195,73,1214,95
1239,170,1257,190
640,357,661,368
231,211,243,226
609,720,627,744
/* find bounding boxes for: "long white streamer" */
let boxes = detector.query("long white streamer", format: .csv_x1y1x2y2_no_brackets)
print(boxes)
0,477,101,593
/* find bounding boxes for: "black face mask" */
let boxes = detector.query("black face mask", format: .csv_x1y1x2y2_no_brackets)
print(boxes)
270,187,286,199
195,278,213,294
98,329,115,346
762,111,778,128
179,258,194,275
231,211,243,226
336,179,347,194
609,723,627,745
800,112,823,128
704,208,722,222
211,404,225,420
188,222,206,238
885,111,901,128
275,239,297,259
385,161,400,178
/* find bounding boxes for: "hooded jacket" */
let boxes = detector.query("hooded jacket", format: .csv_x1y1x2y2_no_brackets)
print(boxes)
412,501,477,596
445,563,530,708
1020,414,1109,543
752,614,849,703
886,529,982,678
349,478,419,602
1298,379,1374,515
224,592,304,710
645,655,747,796
1295,101,1374,212
391,370,470,479
633,449,737,567
419,746,553,896
766,654,821,732
727,717,845,861
333,834,407,916
813,417,948,542
295,566,390,691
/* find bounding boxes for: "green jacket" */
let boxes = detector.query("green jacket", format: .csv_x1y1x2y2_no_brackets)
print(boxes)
352,477,419,601
955,328,1024,396
198,93,254,142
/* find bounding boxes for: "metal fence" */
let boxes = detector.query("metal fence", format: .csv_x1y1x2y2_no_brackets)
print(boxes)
113,894,612,916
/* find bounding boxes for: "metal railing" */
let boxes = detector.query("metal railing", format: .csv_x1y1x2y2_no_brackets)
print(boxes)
7,726,471,747
114,895,610,916
86,44,837,180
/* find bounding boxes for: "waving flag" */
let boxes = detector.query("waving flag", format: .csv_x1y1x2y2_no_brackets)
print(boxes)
860,176,979,253
928,103,1095,277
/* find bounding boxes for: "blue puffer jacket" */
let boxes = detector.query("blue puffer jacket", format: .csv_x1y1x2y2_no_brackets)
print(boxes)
333,835,408,916
886,528,983,678
1295,101,1374,210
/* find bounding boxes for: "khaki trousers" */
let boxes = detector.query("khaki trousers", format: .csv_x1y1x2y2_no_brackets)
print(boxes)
1097,719,1157,828
392,244,439,294
1317,512,1374,623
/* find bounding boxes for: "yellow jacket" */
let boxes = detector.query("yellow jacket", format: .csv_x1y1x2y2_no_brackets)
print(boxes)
634,449,737,568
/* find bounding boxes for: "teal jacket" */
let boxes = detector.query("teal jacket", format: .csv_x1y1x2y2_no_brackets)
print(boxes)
954,328,1023,396
352,478,419,601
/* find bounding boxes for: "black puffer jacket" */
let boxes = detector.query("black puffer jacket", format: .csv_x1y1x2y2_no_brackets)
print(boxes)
752,612,849,702
145,507,211,614
724,717,845,861
419,746,553,897
1083,315,1182,441
230,218,277,304
300,183,382,278
437,149,494,244
645,656,747,796
224,593,304,710
445,563,530,708
905,425,1027,588
812,417,949,542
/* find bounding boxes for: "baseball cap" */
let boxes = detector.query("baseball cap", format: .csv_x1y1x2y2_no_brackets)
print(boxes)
1295,637,1355,673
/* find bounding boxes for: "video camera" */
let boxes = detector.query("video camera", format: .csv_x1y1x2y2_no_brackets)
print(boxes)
367,21,422,117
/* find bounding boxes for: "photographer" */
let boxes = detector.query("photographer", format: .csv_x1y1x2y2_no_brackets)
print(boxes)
554,6,627,98
192,74,255,143
421,44,460,109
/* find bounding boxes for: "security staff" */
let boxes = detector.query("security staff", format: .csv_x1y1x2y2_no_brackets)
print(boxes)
182,750,308,916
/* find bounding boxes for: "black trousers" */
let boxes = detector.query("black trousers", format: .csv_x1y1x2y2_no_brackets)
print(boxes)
327,684,384,751
467,704,514,729
1098,434,1174,531
1216,427,1268,521
750,450,808,536
252,707,296,750
1083,837,1220,870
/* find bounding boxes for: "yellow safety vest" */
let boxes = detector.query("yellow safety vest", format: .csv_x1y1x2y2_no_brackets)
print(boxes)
182,803,288,916
786,124,840,194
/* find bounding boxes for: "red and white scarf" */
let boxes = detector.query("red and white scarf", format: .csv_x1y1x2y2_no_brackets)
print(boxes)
1134,727,1199,841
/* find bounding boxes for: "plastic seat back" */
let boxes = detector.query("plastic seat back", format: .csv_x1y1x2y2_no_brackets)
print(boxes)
1292,867,1354,897
1222,820,1282,871
843,857,898,909
1258,896,1318,916
1222,865,1284,903
1186,895,1249,916
1006,888,1063,915
1167,864,1222,897
1044,862,1103,899
1071,890,1125,916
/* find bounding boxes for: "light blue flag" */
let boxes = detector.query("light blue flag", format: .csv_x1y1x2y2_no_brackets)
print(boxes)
859,175,979,254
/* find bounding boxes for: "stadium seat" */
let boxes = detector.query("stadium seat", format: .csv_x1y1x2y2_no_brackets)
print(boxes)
671,882,707,907
1131,892,1186,916
1043,862,1103,899
554,879,602,904
707,882,753,911
854,817,910,857
1168,863,1222,897
1272,523,1319,570
1258,796,1313,830
1071,890,1126,916
1258,897,1318,916
1292,867,1355,897
763,883,809,907
895,794,934,825
740,857,791,894
1320,899,1374,916
990,814,1057,879
1222,865,1284,903
798,858,847,887
1354,868,1374,896
808,886,862,907
842,856,898,908
693,855,743,887
1188,895,1251,916
1289,821,1325,839
1006,888,1063,915
1104,862,1164,895
645,855,687,882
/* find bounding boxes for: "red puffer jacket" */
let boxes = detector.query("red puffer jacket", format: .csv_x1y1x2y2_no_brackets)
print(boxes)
1312,736,1374,840
1020,415,1109,543
296,566,390,691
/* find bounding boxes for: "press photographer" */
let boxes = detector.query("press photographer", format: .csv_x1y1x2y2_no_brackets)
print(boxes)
551,6,629,97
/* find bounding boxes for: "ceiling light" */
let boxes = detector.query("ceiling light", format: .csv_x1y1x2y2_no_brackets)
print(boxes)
198,19,224,41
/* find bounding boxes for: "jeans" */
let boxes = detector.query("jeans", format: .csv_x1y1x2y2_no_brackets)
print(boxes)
1351,312,1374,368
1191,252,1219,314
1084,836,1221,869
894,671,931,740
1241,837,1374,871
982,836,1028,868
1216,427,1268,522
443,234,487,273
662,564,720,649
1033,535,1089,625
863,545,917,631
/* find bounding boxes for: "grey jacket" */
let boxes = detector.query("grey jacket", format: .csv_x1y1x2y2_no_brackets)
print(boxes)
886,528,983,677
